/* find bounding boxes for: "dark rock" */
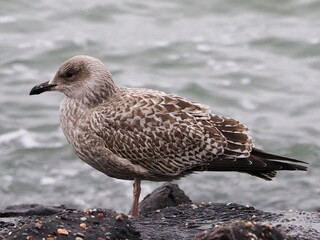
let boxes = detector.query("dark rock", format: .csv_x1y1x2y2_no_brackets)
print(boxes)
0,184,319,240
1,207,140,240
195,220,292,240
139,183,191,215
0,203,64,217
134,202,281,239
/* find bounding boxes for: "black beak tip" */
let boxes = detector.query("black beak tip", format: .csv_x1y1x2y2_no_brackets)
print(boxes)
29,81,56,95
29,86,40,95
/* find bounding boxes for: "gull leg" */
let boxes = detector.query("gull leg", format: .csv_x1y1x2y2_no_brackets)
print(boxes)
131,178,141,218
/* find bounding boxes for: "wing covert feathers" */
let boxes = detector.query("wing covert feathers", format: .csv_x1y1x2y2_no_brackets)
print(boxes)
92,88,307,180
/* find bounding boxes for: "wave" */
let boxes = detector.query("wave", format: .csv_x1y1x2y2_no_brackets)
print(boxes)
0,129,65,155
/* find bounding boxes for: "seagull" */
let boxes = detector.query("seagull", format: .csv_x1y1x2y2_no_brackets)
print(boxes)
30,55,308,217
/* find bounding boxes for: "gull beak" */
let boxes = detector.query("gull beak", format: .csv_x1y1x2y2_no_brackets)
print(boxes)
29,81,57,95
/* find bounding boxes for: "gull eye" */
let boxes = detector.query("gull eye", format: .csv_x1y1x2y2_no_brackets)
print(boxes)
65,71,74,78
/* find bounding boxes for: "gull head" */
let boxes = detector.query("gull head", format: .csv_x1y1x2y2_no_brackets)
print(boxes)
30,55,116,102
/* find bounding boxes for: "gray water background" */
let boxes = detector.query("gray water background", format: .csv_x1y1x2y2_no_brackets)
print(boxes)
0,0,319,213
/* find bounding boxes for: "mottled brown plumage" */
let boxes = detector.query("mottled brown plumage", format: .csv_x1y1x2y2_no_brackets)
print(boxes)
30,55,308,217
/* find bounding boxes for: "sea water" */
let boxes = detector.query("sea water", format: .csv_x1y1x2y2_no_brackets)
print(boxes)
0,0,319,213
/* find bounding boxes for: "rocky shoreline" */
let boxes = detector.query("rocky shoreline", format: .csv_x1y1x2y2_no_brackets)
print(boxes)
0,184,318,240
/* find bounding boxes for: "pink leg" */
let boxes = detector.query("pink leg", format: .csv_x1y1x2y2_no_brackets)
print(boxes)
131,178,141,218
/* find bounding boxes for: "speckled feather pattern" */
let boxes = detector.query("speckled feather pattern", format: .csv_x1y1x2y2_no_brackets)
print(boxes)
98,89,252,175
41,55,306,182
60,88,254,181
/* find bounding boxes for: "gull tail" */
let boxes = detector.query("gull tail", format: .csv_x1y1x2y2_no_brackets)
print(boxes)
244,148,308,180
194,148,308,181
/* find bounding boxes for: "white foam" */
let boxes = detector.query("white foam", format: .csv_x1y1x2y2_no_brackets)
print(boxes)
240,99,258,111
241,78,252,85
153,40,169,47
196,44,211,52
40,177,56,185
0,16,16,23
0,128,64,154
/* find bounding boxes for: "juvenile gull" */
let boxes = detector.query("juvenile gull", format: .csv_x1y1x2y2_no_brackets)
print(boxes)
30,55,307,217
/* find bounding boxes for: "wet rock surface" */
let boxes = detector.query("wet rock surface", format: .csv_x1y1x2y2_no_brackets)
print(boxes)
195,220,293,240
138,183,191,215
0,204,64,217
0,183,319,240
0,206,139,240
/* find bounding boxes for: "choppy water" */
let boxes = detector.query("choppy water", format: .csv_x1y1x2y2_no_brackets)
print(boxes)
0,0,319,213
